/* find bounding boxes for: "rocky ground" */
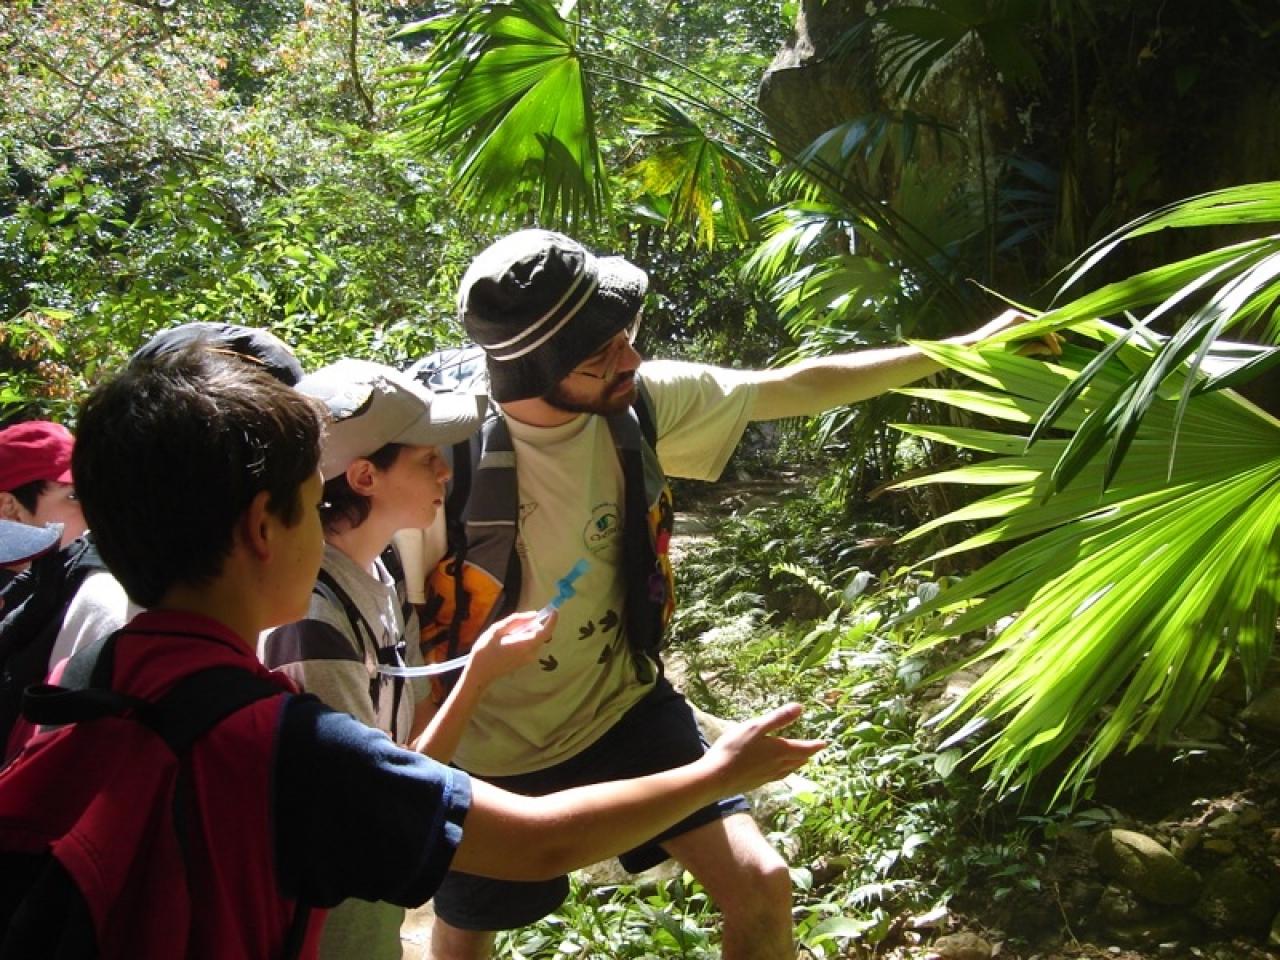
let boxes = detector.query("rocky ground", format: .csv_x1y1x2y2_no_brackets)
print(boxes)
927,725,1280,960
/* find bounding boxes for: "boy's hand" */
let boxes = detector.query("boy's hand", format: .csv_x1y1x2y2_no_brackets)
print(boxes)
466,610,556,686
700,704,825,795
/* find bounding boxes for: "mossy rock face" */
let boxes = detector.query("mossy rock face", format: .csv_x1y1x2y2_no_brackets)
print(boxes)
1193,864,1276,936
1092,828,1201,906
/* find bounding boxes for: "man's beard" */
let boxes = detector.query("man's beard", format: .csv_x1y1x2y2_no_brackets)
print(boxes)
544,373,638,416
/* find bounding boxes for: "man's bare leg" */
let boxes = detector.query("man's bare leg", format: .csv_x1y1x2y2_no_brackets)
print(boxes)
663,812,795,959
427,920,495,960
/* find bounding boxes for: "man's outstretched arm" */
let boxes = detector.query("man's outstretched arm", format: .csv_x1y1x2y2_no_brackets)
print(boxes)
750,309,1039,421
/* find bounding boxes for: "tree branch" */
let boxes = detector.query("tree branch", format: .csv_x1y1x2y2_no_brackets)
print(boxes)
348,0,376,124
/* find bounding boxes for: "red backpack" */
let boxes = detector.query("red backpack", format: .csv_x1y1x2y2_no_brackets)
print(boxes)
0,632,310,959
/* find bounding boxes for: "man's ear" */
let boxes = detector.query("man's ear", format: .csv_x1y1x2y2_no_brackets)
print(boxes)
238,489,275,561
0,492,23,523
345,458,379,497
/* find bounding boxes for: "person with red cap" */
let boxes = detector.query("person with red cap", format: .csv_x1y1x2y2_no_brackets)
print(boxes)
0,421,86,589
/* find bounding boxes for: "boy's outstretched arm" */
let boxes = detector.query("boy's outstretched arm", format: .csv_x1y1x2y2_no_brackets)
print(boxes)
450,703,824,880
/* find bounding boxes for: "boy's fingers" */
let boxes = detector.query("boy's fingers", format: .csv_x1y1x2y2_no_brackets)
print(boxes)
750,702,804,734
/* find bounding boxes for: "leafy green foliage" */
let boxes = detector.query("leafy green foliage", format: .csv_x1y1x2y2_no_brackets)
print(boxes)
389,0,611,227
1,0,479,418
499,873,717,958
891,329,1280,795
387,0,783,244
673,548,1056,956
863,0,1045,101
1026,183,1280,491
876,183,1280,796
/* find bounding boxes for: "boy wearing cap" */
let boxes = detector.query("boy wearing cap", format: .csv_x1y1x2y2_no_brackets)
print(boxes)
0,421,86,564
8,343,820,958
262,359,552,960
424,229,1045,959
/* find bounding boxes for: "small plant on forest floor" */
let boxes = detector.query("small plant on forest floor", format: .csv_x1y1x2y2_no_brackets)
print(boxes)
495,873,719,959
677,561,1065,957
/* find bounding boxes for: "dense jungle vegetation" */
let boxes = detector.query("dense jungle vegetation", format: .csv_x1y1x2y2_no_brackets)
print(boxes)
3,1,1280,956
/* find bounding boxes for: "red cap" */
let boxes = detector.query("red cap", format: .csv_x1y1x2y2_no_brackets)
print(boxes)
0,421,75,491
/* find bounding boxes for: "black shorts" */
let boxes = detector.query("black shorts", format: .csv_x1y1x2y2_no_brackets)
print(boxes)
431,678,751,931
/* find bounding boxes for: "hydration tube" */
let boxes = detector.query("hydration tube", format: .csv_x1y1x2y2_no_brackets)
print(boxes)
377,559,590,678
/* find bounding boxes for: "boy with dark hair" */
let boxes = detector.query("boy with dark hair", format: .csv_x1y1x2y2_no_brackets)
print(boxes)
0,421,86,588
0,346,821,959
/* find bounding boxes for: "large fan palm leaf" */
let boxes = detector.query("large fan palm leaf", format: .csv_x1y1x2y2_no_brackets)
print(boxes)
980,183,1280,493
890,330,1280,796
389,0,608,224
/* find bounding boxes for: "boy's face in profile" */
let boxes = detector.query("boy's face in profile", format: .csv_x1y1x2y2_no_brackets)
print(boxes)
271,470,327,629
14,482,87,545
374,444,452,532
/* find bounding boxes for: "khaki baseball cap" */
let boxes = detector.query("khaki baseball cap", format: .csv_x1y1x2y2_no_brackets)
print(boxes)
298,358,486,481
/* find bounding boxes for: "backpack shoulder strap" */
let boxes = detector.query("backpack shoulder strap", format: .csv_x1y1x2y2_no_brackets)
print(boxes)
633,375,658,449
378,543,416,629
140,667,284,753
22,631,283,749
313,568,375,656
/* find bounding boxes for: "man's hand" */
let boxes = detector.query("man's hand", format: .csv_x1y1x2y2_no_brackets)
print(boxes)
700,703,825,795
950,308,1064,358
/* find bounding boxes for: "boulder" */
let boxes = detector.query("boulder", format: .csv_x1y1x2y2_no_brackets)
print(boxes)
1092,829,1201,906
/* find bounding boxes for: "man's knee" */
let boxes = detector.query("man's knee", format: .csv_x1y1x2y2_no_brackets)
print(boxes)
674,818,793,917
428,917,495,960
729,844,793,915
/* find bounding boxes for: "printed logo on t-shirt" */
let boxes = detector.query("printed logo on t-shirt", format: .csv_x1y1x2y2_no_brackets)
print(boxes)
583,502,621,556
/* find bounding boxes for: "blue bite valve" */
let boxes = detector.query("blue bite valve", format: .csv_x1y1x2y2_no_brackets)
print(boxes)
537,558,590,624
377,558,591,678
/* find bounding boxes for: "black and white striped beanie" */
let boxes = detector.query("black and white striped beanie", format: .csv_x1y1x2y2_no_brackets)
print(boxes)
458,229,647,402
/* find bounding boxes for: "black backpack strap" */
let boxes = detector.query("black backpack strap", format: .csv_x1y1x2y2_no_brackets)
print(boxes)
633,377,658,448
314,569,377,660
23,634,282,749
141,666,284,752
312,568,408,740
440,435,475,664
22,629,126,729
601,380,672,674
379,543,416,630
145,666,312,960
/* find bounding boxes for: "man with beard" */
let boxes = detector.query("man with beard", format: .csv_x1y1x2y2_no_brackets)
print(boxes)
420,229,1036,959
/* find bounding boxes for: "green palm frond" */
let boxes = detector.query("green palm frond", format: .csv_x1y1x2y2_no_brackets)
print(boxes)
988,182,1280,494
744,204,902,334
865,0,1045,101
888,328,1280,796
627,97,768,247
388,0,608,224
